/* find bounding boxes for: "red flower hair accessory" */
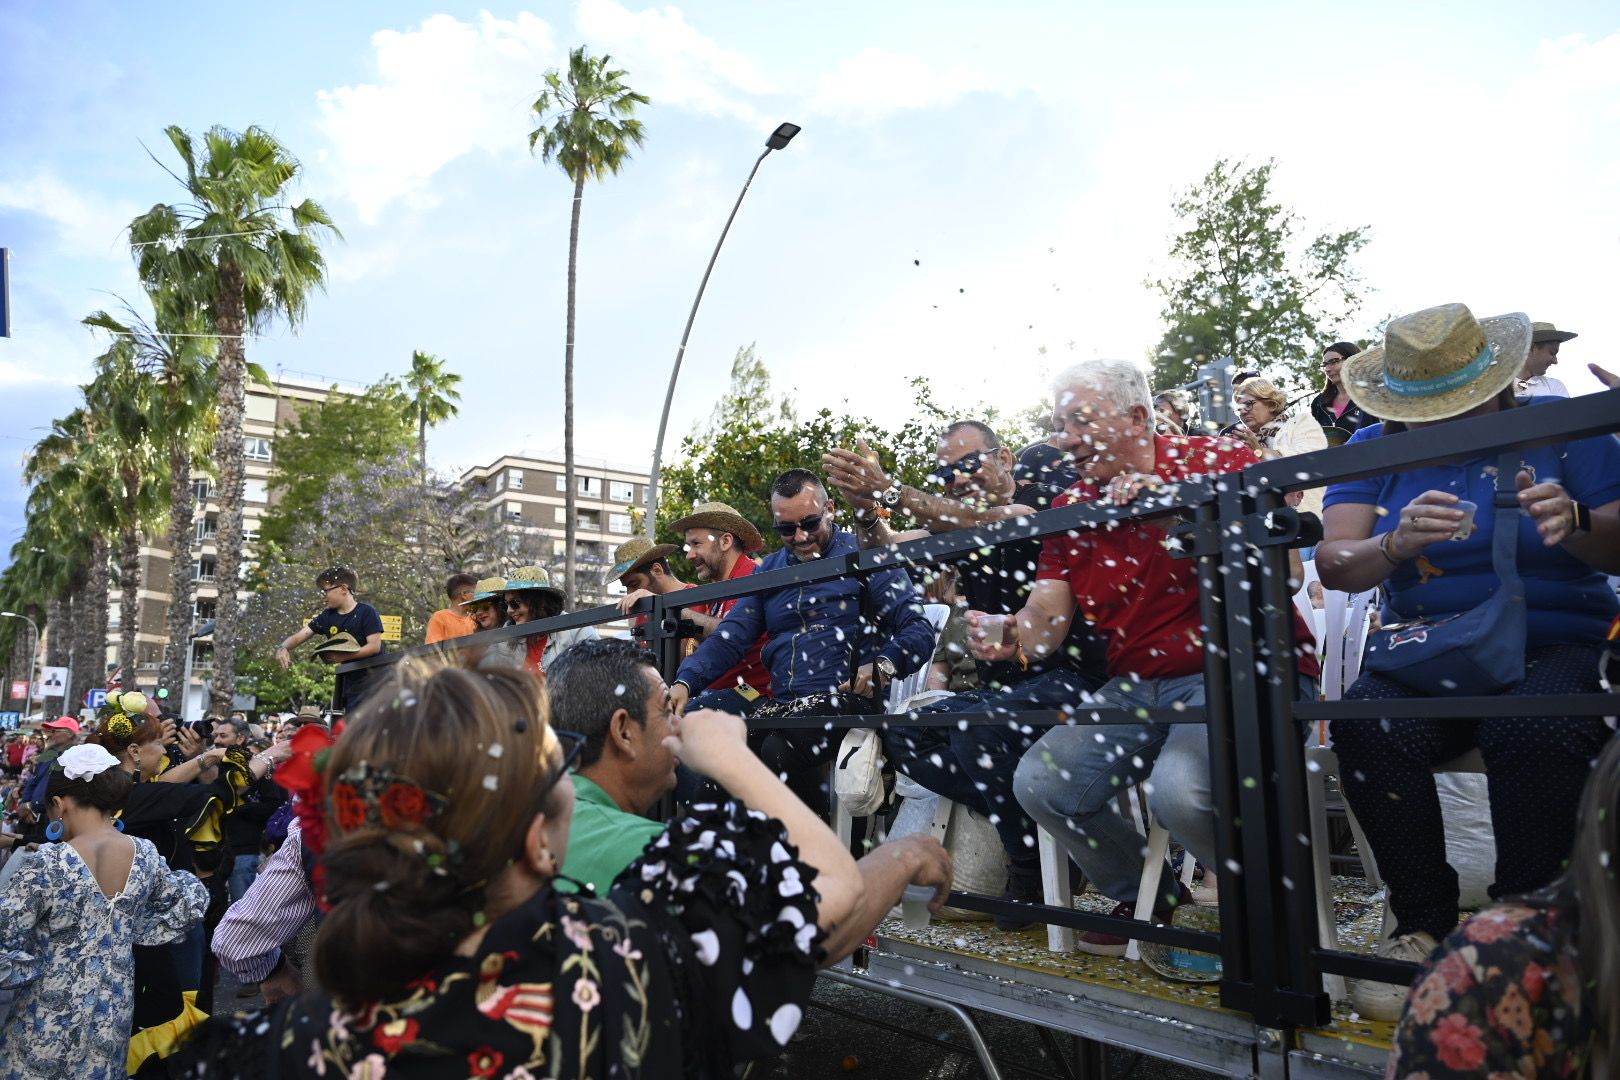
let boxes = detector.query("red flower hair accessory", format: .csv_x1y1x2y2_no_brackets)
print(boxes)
328,762,449,834
274,722,338,857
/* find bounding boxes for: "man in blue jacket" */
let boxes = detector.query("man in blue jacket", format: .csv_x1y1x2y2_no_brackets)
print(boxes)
670,469,936,813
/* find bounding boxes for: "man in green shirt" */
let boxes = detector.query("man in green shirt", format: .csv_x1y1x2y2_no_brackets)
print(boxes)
546,637,680,894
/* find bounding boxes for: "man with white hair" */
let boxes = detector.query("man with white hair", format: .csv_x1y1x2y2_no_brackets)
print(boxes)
974,359,1319,953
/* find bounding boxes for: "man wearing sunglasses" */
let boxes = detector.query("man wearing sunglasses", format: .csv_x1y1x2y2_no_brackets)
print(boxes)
669,469,935,814
825,419,1108,927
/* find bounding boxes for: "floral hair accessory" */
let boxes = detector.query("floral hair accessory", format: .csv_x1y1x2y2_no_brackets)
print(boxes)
329,762,449,833
60,744,121,781
275,722,339,857
103,713,136,740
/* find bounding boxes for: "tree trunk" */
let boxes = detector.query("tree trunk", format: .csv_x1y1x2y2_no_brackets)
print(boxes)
43,595,66,720
563,168,585,609
84,536,111,706
118,522,141,690
162,438,195,706
208,266,249,714
418,409,428,485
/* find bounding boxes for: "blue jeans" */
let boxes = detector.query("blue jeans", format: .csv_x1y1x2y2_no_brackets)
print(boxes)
885,667,1102,875
228,852,260,904
1014,673,1317,903
678,687,768,804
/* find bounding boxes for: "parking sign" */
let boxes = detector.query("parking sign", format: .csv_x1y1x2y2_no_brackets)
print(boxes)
84,688,108,709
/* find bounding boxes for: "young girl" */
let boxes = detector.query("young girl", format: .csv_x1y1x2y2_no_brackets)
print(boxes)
0,744,208,1080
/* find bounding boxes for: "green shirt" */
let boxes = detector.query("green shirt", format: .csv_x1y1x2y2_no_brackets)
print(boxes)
561,774,665,896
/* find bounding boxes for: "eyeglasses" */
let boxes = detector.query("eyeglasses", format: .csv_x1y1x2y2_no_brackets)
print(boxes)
928,451,986,487
317,585,341,595
466,601,496,615
541,728,586,792
772,513,826,538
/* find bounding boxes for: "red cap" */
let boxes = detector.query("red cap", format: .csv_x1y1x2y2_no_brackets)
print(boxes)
40,717,81,733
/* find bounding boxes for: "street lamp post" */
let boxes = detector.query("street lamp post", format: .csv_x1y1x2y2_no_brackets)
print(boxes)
1,611,41,721
644,122,801,540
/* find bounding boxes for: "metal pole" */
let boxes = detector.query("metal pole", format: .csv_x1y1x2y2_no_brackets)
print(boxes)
181,624,196,724
644,147,773,540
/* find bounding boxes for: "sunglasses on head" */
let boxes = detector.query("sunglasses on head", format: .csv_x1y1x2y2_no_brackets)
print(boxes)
772,513,826,538
928,450,987,487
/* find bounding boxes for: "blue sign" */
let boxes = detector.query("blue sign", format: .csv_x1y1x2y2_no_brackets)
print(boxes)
0,712,20,729
84,688,108,709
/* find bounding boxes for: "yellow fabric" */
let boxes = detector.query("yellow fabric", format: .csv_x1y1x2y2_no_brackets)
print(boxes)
127,990,209,1073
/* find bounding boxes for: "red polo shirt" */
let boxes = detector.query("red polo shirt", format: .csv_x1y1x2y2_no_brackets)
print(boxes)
708,555,772,697
1036,434,1320,681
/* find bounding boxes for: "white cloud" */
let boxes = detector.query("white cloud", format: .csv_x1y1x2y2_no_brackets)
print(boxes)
809,47,985,117
0,172,140,261
313,11,560,225
575,0,773,124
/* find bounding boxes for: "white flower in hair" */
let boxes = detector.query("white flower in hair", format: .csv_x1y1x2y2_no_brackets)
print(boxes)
60,744,121,781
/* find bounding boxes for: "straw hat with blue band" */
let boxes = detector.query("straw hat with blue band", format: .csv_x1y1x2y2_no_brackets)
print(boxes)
456,576,508,608
605,538,679,584
1342,304,1530,424
494,565,565,604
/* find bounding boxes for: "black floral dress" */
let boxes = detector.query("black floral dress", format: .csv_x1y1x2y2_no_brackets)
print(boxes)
177,801,825,1080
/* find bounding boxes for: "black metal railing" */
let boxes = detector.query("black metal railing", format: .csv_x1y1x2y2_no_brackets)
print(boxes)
341,387,1620,1031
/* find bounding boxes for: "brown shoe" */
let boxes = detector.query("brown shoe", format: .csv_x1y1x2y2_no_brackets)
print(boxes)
1075,883,1192,958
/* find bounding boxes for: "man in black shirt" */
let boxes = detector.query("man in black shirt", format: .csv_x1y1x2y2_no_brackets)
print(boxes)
825,420,1107,927
274,566,386,714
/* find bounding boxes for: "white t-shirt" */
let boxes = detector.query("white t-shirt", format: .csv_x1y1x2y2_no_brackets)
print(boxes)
1523,374,1570,398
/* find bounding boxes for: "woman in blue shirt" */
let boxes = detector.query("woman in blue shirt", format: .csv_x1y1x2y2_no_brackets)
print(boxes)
1317,303,1620,1022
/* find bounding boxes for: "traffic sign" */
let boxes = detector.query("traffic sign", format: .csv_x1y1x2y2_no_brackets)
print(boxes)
84,688,108,709
379,615,403,643
9,680,26,701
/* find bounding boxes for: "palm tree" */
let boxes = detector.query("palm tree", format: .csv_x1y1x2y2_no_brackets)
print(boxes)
85,294,217,705
129,125,338,713
403,350,462,481
529,47,648,607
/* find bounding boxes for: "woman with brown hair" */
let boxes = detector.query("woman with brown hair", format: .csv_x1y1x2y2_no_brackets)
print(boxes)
1310,340,1379,442
180,664,868,1079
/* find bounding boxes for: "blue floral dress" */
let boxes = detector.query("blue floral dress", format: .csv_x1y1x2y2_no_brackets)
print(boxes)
0,837,209,1080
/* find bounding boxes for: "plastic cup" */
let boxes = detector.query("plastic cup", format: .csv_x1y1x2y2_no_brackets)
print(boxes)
978,614,1010,647
1449,500,1478,541
901,884,938,931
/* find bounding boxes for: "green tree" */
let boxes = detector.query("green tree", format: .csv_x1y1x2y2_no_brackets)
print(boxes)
84,293,219,703
402,350,462,481
1150,158,1371,391
529,47,649,608
130,124,338,713
256,380,415,554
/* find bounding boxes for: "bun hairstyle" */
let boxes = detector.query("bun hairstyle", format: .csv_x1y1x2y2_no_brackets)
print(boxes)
314,663,558,1006
47,764,135,812
89,710,163,758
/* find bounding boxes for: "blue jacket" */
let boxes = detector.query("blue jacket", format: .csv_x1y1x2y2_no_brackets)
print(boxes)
675,528,936,701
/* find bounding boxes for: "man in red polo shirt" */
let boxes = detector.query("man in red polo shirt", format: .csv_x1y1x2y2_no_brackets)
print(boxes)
973,359,1319,955
668,501,772,712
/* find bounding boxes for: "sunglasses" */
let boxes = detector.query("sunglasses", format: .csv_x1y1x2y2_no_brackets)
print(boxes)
772,513,826,538
928,450,987,487
542,728,586,792
466,601,497,614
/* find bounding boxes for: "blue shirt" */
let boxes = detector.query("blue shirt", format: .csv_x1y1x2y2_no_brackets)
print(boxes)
1323,399,1620,648
675,528,936,700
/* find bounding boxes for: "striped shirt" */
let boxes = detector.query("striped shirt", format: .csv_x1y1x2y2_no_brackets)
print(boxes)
212,818,314,982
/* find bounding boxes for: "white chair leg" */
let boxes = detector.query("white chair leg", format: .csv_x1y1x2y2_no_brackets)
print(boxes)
1305,747,1347,1000
833,793,853,850
1127,823,1171,962
1038,827,1075,953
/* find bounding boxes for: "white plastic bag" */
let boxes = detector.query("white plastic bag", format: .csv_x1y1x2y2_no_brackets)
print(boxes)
833,729,886,818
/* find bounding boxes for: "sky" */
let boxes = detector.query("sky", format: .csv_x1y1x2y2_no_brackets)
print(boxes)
2,0,1618,565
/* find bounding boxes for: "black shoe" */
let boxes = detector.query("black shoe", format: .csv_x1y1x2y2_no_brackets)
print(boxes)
994,869,1044,931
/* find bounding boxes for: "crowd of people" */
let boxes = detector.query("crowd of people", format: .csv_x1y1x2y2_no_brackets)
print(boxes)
1,303,1617,1079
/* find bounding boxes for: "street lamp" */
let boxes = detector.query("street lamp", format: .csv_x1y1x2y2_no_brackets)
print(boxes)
644,122,802,539
1,611,40,721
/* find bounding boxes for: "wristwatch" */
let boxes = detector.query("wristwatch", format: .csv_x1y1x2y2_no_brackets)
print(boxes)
874,655,897,682
879,481,904,510
1570,501,1591,534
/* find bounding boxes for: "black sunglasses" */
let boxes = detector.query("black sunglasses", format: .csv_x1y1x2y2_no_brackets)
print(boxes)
542,728,587,792
928,450,987,487
772,513,825,538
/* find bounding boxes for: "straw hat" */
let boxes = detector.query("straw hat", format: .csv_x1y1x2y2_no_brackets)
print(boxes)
311,631,364,661
1531,321,1577,345
456,576,508,607
1342,303,1530,423
1138,903,1223,984
605,538,679,584
668,500,765,554
494,565,564,604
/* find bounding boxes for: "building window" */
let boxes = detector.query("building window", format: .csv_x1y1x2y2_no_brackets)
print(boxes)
506,502,524,522
553,506,566,524
609,513,633,535
193,557,217,582
191,478,212,502
194,515,217,542
508,468,524,491
108,602,121,631
496,470,507,492
577,509,601,531
555,474,567,492
243,437,273,462
610,480,636,504
191,641,214,667
242,525,260,544
193,598,216,623
577,476,602,497
243,479,269,503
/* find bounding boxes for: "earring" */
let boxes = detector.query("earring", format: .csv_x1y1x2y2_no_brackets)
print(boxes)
113,818,125,833
44,820,65,842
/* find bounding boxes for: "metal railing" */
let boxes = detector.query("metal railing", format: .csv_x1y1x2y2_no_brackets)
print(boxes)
341,387,1620,1031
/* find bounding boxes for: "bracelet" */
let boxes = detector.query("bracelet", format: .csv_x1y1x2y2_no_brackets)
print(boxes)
1377,531,1406,565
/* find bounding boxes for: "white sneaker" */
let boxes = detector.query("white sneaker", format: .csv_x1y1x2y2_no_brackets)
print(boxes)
1349,932,1438,1022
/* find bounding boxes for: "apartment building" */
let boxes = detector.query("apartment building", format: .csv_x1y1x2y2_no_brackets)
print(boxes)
461,453,651,610
109,372,364,718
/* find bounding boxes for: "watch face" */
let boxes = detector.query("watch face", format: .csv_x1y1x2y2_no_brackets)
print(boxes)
881,486,902,507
